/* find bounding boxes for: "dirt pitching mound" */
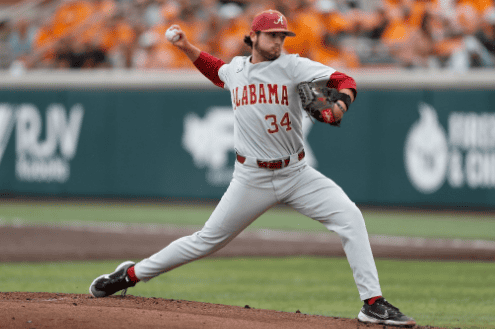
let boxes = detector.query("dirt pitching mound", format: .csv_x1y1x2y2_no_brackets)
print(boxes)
1,292,444,329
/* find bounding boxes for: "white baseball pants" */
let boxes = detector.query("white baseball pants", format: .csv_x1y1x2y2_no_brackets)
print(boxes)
134,158,382,300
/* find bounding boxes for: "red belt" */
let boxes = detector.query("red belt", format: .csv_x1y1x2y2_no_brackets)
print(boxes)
236,150,305,170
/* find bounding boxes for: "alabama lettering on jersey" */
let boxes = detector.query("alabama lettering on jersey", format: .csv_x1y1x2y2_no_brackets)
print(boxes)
231,83,289,109
218,54,336,160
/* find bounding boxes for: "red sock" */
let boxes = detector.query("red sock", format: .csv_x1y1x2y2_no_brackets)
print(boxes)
127,266,140,284
366,296,382,305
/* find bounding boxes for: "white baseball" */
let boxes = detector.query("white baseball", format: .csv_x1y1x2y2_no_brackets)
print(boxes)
165,28,180,42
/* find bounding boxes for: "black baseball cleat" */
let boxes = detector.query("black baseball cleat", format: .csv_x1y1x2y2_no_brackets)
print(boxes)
89,261,136,298
357,297,416,327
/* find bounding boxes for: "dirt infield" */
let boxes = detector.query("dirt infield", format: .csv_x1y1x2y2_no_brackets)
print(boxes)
2,222,494,328
2,222,495,262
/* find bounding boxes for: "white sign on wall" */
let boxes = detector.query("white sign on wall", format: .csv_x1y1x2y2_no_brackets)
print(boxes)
405,102,495,194
0,103,84,183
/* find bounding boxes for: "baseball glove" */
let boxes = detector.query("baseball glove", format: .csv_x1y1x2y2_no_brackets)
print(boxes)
297,82,346,127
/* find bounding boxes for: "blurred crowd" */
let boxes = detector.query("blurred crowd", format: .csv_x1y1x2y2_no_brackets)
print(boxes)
0,0,494,72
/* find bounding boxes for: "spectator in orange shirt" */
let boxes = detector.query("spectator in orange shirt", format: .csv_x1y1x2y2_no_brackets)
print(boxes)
145,20,191,69
381,7,411,45
216,3,250,61
32,19,58,68
406,0,433,29
315,0,351,34
313,32,360,68
312,0,359,68
404,10,437,68
100,14,136,53
380,4,416,67
475,7,495,56
171,4,207,50
279,1,315,58
161,3,207,69
425,9,465,68
51,0,93,38
134,30,185,69
80,0,117,46
203,14,222,58
458,0,493,14
455,0,481,35
161,0,181,23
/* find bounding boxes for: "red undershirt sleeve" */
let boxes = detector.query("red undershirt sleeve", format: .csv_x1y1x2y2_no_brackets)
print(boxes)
193,51,226,88
327,71,357,99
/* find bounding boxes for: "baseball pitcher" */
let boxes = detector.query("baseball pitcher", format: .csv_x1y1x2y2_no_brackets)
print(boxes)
89,10,416,327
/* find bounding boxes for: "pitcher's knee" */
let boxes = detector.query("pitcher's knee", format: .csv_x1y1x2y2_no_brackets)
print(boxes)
346,201,363,217
325,200,365,230
343,202,366,228
319,200,364,228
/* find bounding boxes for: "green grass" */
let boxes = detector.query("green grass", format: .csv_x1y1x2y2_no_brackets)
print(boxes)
1,200,495,241
1,257,494,328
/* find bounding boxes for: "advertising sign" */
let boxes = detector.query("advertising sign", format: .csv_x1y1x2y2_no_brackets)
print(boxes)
1,87,494,207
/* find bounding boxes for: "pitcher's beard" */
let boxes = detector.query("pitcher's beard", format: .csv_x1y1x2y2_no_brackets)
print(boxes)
254,40,281,61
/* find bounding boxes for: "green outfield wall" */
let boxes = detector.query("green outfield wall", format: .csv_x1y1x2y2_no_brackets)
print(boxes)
1,70,494,207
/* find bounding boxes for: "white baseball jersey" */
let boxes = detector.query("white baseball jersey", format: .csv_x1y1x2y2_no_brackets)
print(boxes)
218,54,336,159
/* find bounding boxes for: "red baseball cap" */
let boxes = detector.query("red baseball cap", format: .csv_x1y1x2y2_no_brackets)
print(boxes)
251,10,296,37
